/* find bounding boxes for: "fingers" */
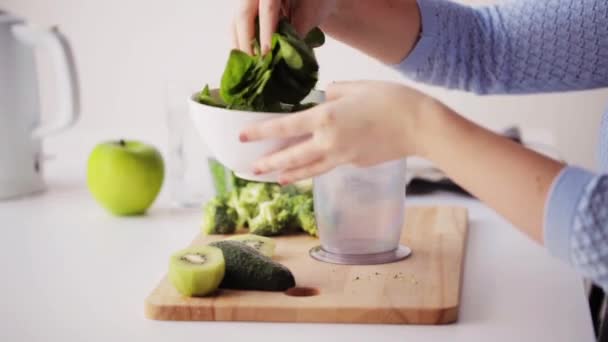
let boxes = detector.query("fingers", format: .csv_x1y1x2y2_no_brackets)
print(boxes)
240,108,323,142
278,158,336,184
231,19,239,49
235,0,258,54
258,0,281,54
234,0,282,55
253,140,322,175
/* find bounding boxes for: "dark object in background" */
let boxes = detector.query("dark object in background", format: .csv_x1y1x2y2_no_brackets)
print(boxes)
588,283,608,342
406,178,472,197
405,126,523,198
590,284,605,339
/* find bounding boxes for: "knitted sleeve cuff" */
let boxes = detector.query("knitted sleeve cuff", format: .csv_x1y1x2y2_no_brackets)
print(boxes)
544,166,596,264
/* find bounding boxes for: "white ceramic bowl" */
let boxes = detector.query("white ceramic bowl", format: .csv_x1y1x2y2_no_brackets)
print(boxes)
189,89,325,182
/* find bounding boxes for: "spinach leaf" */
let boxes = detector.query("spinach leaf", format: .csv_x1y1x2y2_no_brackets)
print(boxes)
197,18,325,113
197,85,226,108
220,50,255,104
304,27,325,48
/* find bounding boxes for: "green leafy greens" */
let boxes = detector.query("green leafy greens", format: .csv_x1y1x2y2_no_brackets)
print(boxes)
197,19,325,112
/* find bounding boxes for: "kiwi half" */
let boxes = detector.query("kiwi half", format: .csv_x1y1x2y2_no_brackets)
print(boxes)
226,234,276,258
168,245,225,297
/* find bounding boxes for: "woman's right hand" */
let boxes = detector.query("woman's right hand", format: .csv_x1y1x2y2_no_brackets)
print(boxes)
233,0,337,55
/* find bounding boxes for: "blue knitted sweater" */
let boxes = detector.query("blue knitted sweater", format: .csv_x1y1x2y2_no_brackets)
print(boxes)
396,0,608,287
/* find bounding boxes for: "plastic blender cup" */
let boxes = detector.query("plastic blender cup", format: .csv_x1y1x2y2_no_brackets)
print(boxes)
310,159,411,265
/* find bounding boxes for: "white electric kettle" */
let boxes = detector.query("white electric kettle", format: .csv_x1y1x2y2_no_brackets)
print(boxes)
0,11,79,200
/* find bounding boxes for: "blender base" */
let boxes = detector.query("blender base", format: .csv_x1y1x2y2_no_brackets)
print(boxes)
309,245,412,265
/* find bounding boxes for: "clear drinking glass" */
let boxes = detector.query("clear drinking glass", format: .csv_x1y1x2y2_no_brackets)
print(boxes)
311,159,411,264
165,80,215,208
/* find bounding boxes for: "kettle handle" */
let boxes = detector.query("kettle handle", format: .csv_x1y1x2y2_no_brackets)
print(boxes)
12,25,80,138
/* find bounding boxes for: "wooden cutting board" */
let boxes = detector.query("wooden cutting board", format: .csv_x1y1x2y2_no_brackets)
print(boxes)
145,206,468,325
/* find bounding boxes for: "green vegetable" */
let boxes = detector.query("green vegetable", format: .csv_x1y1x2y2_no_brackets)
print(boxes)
201,196,238,235
248,194,292,236
225,182,280,228
292,195,318,237
196,18,325,112
203,160,318,238
209,240,295,291
239,182,275,210
226,234,276,258
208,158,230,197
276,35,303,70
304,27,325,48
220,50,256,106
227,190,251,227
197,85,225,108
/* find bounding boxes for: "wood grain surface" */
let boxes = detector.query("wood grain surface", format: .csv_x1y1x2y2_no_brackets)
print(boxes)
145,206,468,325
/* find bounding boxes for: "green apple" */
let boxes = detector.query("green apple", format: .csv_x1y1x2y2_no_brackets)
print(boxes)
87,140,164,216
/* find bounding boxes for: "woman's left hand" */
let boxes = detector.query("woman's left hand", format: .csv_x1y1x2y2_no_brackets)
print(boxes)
239,80,438,184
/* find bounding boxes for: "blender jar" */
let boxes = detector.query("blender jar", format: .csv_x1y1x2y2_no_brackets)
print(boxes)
310,159,411,264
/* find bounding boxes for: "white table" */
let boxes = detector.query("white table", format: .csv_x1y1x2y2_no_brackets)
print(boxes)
0,158,595,342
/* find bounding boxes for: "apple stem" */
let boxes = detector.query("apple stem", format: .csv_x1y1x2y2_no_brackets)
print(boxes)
119,139,126,147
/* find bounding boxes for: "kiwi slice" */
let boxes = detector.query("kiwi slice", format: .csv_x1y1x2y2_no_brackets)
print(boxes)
168,245,225,297
226,234,276,258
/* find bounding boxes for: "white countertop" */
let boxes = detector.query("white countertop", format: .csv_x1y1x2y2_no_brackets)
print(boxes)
0,159,595,342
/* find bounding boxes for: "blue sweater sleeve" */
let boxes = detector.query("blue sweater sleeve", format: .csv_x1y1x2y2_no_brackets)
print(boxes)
394,0,608,288
545,168,608,288
395,0,608,95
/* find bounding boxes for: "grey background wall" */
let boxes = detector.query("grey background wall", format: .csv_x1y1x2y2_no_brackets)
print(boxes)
2,0,606,171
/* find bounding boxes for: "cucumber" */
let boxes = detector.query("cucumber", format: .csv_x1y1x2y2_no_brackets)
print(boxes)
209,240,295,291
226,234,276,258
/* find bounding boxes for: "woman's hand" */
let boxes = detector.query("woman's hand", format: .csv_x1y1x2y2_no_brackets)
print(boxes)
241,78,565,247
239,81,437,184
233,0,336,55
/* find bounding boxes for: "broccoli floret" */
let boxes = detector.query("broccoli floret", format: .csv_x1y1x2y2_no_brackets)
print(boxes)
239,182,275,208
224,183,283,230
288,194,308,214
248,194,292,236
203,172,317,236
227,190,251,227
292,195,318,237
280,184,300,197
201,196,238,235
297,209,317,237
268,184,282,197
